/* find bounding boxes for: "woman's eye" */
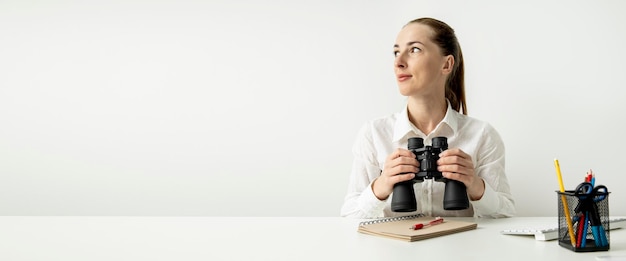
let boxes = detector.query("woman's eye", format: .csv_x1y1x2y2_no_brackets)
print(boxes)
410,47,421,53
393,51,399,57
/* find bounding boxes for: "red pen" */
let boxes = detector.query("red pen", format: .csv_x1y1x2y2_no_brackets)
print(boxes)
409,217,444,230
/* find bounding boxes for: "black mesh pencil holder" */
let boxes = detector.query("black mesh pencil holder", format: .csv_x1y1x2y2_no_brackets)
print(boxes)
557,186,610,252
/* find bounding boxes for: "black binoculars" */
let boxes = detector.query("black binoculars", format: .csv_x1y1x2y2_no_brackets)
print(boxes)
390,137,470,212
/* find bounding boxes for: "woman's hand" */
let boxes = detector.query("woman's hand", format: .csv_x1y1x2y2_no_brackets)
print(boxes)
372,148,419,200
437,148,485,200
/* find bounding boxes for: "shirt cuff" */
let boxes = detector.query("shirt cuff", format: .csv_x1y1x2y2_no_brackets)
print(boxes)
358,179,388,217
470,182,498,217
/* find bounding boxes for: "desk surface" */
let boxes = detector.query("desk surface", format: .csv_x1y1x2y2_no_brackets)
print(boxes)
0,216,625,261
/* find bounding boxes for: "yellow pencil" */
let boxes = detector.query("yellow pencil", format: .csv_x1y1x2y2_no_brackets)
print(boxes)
554,158,576,246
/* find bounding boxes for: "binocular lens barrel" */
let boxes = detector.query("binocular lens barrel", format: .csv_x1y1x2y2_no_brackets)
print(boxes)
391,181,417,212
443,180,470,210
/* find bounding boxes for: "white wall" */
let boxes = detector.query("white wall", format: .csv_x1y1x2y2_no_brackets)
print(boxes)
1,0,624,217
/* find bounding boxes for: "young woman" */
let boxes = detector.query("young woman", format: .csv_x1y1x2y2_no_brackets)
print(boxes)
341,18,515,218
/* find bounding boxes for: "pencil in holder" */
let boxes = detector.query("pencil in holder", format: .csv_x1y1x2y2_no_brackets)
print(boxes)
557,188,610,252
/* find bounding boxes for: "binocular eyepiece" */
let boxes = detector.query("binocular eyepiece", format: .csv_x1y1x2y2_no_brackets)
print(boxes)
390,137,470,212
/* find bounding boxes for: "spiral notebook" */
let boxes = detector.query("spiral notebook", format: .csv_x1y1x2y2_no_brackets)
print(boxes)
358,214,477,242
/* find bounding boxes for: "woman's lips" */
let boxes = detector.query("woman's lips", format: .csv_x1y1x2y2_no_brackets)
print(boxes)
397,74,412,82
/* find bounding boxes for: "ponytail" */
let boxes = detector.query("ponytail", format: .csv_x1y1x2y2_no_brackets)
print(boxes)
446,47,466,115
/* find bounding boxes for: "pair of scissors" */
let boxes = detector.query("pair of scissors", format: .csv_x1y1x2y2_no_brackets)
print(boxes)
574,182,608,247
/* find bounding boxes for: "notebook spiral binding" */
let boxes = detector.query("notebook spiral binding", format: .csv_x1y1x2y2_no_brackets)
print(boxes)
359,214,426,226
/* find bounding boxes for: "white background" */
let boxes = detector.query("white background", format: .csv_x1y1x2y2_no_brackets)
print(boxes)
1,0,624,217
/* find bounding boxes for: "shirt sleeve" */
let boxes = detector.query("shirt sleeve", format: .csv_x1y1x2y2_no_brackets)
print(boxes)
470,124,516,218
340,123,388,218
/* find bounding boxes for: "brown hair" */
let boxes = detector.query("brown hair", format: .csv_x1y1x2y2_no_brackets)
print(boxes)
406,18,467,115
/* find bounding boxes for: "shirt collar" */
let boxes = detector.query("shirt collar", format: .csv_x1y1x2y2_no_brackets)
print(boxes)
392,100,459,142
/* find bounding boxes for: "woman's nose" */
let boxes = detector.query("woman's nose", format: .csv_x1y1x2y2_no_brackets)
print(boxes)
395,55,406,68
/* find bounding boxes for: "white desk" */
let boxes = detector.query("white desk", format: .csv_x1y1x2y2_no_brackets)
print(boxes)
0,216,624,261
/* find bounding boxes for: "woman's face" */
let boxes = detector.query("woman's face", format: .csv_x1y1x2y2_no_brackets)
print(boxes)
393,23,451,97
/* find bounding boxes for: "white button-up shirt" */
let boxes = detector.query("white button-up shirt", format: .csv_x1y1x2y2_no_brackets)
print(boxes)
341,102,515,218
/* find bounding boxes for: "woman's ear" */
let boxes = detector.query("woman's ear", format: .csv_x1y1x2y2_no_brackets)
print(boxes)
442,55,455,75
